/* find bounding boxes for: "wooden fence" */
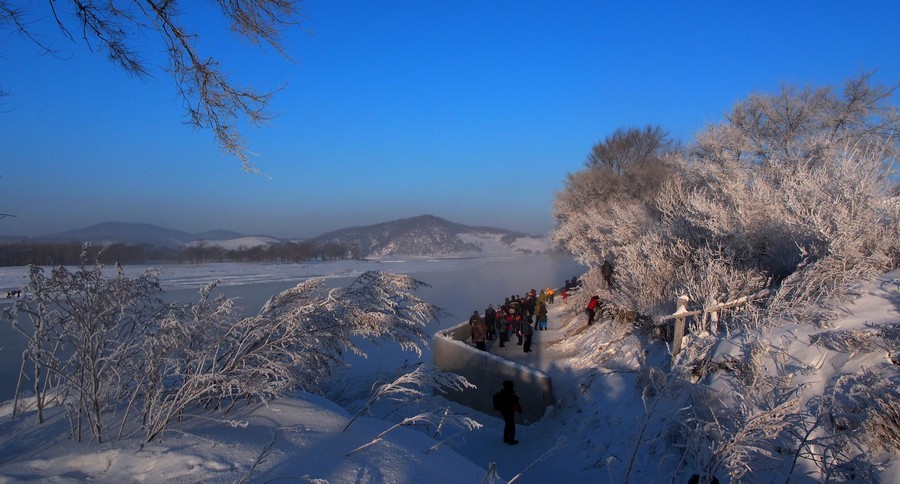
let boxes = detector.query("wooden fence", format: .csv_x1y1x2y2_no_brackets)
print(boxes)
659,292,766,355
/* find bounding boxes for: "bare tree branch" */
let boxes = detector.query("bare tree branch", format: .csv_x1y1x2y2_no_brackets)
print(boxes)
0,0,306,172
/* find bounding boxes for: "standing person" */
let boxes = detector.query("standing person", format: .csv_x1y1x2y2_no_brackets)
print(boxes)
536,300,548,330
512,309,524,345
508,296,519,316
469,310,480,339
586,295,600,325
547,288,555,304
472,315,488,351
601,259,614,288
522,315,534,352
493,380,522,445
498,309,511,348
524,292,536,317
484,304,497,340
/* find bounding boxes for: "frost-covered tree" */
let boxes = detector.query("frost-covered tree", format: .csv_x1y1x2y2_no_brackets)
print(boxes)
1,0,304,171
694,72,898,168
553,73,899,320
586,125,674,177
553,125,677,311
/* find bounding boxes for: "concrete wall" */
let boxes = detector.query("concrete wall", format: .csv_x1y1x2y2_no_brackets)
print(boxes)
432,322,554,425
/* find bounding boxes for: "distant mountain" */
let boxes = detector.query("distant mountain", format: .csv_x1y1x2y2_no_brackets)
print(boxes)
29,216,551,257
33,222,265,249
196,229,248,241
183,236,282,250
311,214,550,258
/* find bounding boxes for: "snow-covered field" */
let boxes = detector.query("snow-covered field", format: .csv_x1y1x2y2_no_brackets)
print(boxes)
0,261,896,483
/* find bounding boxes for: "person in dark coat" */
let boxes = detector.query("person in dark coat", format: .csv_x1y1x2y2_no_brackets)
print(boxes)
498,309,511,347
511,309,524,345
484,304,497,340
493,380,522,444
469,310,480,339
601,259,614,288
522,315,534,352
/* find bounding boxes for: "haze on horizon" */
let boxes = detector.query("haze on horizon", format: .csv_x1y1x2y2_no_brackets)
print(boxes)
1,1,898,239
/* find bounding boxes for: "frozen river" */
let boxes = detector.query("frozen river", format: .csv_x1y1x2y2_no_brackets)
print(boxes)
0,254,585,400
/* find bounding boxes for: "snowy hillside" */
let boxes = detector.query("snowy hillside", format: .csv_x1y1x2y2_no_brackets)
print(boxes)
32,222,255,248
34,222,201,247
313,214,547,258
543,270,900,483
185,236,281,250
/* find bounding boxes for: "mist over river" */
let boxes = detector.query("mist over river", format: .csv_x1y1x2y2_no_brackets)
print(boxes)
0,254,585,400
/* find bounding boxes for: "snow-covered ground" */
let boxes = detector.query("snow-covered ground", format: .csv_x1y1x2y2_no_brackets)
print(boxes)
0,263,896,483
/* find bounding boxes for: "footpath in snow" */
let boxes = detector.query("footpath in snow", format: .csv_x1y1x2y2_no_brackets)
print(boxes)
441,298,636,483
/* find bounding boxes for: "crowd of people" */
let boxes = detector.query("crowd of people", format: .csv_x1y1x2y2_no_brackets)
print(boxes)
463,278,582,446
467,284,572,355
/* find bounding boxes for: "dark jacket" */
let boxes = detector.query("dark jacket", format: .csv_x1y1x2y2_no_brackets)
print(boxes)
493,387,521,417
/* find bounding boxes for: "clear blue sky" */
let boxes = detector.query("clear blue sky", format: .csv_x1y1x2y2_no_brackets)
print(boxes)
1,1,898,239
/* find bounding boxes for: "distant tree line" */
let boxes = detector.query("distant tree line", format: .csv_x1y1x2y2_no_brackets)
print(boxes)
0,240,357,267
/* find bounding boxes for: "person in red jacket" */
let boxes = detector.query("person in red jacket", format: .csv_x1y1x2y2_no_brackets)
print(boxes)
586,295,600,325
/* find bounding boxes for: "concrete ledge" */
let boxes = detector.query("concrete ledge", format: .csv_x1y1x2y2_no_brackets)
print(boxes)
432,322,554,424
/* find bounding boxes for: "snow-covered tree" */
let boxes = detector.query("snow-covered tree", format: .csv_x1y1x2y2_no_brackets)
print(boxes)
553,73,899,321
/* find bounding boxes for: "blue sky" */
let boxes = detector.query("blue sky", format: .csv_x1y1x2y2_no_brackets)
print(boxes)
1,1,898,239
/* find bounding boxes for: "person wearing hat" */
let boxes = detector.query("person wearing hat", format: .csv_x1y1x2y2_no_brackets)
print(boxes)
492,380,522,445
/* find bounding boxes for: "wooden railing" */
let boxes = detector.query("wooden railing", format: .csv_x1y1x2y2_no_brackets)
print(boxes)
660,291,768,355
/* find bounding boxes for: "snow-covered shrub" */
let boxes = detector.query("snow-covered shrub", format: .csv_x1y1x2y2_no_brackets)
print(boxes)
343,362,474,432
140,271,438,441
675,336,807,482
828,370,900,453
810,328,880,354
8,252,164,443
7,258,440,443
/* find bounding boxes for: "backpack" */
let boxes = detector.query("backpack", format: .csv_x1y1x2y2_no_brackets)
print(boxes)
523,322,534,336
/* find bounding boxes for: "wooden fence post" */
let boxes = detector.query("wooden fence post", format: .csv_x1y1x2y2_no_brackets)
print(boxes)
672,295,689,355
707,299,719,335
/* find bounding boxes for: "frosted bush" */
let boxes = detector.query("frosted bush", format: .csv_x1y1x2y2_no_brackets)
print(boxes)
6,256,439,443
